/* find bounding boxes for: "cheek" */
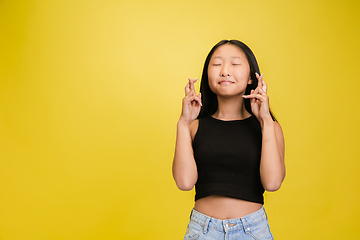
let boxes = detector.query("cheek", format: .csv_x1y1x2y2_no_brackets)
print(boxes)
207,67,217,78
207,73,217,93
234,68,250,81
208,67,220,84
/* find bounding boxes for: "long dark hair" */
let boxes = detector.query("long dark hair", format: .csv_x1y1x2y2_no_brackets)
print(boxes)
198,39,277,122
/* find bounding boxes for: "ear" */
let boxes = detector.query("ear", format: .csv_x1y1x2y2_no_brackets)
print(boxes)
248,78,253,85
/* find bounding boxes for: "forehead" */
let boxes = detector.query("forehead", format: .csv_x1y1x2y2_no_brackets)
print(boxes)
211,44,247,60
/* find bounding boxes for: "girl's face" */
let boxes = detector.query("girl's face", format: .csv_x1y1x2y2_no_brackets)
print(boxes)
207,44,252,97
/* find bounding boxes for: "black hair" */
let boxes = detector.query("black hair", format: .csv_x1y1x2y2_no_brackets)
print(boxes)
198,39,277,122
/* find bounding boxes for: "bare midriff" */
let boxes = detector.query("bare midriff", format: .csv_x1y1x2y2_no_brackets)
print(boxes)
194,195,262,220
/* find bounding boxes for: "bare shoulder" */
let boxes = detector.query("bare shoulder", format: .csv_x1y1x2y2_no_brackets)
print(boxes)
189,119,199,140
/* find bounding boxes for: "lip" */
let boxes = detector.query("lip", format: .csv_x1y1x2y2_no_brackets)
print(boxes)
218,80,235,84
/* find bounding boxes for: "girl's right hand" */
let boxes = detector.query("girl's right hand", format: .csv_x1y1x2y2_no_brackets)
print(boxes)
179,78,202,125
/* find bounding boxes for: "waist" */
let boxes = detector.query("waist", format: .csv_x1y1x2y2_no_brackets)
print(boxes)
194,195,263,219
194,182,264,204
189,205,268,232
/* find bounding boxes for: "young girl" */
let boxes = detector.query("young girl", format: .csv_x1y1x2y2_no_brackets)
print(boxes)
173,40,285,240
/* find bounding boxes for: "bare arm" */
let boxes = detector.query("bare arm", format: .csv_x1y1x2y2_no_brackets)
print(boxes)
173,120,199,191
243,73,285,191
172,78,202,191
259,118,285,191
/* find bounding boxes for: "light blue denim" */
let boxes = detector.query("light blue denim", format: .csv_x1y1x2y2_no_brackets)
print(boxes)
184,206,274,240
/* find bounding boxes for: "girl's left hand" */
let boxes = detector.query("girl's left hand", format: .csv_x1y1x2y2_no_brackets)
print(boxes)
243,73,272,124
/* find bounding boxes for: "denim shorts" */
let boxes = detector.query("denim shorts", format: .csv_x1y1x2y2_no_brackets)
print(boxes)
183,206,274,240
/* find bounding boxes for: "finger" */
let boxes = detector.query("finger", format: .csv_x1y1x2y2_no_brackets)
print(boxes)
242,93,266,101
245,89,254,97
188,78,198,91
258,73,265,92
243,89,257,98
259,73,266,92
251,96,256,104
185,89,200,100
243,87,265,98
262,79,267,93
195,92,202,106
185,89,196,99
252,85,267,96
252,87,262,96
250,90,256,104
259,74,264,90
185,81,191,95
186,78,198,96
188,78,193,91
256,86,266,95
188,94,202,106
255,73,262,89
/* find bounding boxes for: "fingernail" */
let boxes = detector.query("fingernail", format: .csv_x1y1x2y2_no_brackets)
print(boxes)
261,73,264,77
255,72,259,76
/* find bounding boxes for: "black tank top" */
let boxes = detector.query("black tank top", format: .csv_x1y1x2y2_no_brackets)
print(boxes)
193,115,264,204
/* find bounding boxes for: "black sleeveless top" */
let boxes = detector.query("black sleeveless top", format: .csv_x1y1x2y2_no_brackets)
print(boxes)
192,115,264,204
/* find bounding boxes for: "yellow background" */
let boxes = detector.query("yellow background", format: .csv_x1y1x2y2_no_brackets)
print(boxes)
1,0,359,239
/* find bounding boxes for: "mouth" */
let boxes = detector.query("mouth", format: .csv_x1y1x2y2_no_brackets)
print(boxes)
218,80,235,85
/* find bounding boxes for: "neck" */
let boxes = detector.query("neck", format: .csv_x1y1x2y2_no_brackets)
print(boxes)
212,95,251,120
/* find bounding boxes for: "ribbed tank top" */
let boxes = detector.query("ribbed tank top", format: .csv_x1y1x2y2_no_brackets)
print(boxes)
192,115,264,204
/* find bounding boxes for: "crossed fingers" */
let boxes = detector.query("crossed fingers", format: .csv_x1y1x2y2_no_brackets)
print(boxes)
243,73,268,100
185,78,198,95
256,73,267,93
185,78,202,106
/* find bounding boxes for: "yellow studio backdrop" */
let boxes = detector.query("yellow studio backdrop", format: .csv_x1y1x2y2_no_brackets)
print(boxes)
0,0,359,239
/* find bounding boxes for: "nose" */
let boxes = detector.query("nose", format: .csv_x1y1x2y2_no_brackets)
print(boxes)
220,65,231,77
